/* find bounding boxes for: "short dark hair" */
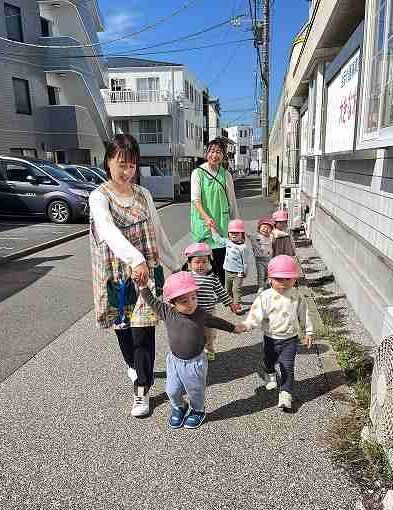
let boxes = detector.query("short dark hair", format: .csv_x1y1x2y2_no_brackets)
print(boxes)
103,134,140,184
207,137,227,157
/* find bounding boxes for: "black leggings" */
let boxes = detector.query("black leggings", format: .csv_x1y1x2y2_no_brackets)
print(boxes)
212,247,226,285
115,327,155,390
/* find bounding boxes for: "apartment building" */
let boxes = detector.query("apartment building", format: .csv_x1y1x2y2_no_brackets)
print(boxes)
103,57,205,183
227,125,253,173
0,0,110,164
268,0,393,344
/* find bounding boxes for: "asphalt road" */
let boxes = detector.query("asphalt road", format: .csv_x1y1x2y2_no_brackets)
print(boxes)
0,200,171,264
0,179,268,382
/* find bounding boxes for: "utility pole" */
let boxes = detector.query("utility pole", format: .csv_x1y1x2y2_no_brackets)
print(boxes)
254,0,269,197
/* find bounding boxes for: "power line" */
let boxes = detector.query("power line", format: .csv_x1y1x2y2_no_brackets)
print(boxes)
102,15,246,54
0,0,201,49
1,38,253,60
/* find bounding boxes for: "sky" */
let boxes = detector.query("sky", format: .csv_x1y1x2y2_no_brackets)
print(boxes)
97,0,310,128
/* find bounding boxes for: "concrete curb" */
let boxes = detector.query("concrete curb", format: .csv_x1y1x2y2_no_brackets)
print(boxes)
298,269,353,415
0,200,173,266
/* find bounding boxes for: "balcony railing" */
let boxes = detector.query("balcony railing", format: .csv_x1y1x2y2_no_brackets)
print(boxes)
104,89,167,104
139,133,169,144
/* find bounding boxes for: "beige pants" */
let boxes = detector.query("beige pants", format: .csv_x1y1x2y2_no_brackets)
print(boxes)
204,327,217,353
225,271,244,304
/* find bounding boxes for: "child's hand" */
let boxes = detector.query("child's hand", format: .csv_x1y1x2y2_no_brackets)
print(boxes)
230,303,242,314
304,335,313,349
234,323,247,334
229,303,239,314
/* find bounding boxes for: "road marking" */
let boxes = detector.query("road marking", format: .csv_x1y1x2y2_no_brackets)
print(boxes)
0,246,13,250
0,237,29,240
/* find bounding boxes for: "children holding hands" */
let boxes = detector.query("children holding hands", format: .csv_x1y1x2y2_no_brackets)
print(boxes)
131,209,313,427
138,272,245,429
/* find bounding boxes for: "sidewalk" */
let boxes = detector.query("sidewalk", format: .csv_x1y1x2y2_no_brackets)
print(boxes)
0,200,171,265
0,224,361,510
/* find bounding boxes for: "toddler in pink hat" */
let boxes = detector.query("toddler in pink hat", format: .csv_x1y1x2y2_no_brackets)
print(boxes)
242,255,313,411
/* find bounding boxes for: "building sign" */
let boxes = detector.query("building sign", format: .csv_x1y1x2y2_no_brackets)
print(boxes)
325,49,360,153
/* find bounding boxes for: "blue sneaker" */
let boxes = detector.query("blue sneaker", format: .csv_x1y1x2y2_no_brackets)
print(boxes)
168,405,188,429
184,409,206,429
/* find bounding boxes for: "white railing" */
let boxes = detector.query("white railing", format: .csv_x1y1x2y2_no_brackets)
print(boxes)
104,89,166,104
139,133,169,144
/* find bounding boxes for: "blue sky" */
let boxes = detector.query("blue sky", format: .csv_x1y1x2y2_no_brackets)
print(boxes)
97,0,309,127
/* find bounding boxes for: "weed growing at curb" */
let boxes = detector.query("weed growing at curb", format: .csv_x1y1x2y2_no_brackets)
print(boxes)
317,312,393,488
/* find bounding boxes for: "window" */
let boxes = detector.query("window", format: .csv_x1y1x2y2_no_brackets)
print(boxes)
190,85,194,103
114,120,129,134
47,86,60,106
239,146,247,155
111,78,126,91
185,80,189,100
139,119,163,143
4,162,41,182
186,120,189,138
40,17,51,37
12,78,32,115
360,0,393,139
136,77,159,101
4,3,23,42
10,148,37,158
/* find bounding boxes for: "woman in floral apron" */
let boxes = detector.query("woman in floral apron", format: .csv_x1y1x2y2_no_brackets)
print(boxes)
89,134,180,417
190,138,240,284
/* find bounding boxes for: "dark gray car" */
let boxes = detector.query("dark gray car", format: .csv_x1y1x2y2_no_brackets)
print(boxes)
60,165,107,186
0,156,96,223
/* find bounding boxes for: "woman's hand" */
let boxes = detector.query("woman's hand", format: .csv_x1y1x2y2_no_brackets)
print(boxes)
131,262,149,286
205,217,216,230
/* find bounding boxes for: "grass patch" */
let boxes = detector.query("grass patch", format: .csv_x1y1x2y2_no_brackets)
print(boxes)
319,315,393,486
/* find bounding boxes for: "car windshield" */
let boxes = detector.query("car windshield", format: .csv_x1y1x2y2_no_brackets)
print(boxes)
33,160,79,182
90,167,107,179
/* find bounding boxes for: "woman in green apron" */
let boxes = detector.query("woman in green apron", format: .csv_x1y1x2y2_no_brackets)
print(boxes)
89,134,180,417
190,138,239,284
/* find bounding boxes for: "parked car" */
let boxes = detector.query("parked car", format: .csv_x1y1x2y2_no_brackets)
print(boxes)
0,156,95,223
60,165,107,186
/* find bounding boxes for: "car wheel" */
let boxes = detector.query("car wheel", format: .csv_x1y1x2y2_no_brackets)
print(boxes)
47,200,71,224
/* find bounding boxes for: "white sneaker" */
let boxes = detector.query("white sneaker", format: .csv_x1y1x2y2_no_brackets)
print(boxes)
127,367,137,383
131,386,150,417
265,373,277,390
278,391,292,410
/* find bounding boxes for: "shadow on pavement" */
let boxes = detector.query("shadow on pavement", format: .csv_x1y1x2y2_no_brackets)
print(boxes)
0,255,72,303
151,343,343,419
0,218,43,233
208,369,345,421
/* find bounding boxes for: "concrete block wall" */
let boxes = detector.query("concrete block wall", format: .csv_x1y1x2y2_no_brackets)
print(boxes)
313,204,393,344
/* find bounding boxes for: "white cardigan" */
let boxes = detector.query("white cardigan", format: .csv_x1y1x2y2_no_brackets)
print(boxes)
89,186,180,272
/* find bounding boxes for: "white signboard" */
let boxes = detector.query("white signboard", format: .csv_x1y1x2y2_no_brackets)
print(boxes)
325,49,360,153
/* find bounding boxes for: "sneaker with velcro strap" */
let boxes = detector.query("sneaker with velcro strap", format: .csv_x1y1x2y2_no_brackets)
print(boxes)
184,409,206,429
168,405,189,429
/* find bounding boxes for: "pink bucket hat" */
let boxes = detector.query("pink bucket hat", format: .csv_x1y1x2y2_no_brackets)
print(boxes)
257,217,275,229
268,255,300,279
272,210,288,222
163,271,199,302
184,242,212,258
228,219,246,233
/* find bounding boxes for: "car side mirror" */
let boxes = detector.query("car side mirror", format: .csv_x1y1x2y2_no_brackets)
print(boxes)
26,175,38,184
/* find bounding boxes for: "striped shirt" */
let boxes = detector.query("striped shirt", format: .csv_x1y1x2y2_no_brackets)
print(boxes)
191,271,232,313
